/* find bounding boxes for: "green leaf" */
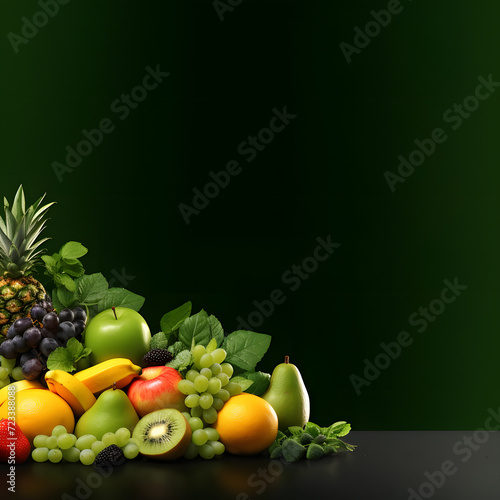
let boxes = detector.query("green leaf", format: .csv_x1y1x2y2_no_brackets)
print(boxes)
61,262,85,278
57,286,76,309
60,241,88,260
51,288,64,313
166,350,193,372
270,446,283,459
42,255,59,275
65,338,86,361
288,426,304,436
160,301,192,334
55,273,76,292
229,376,254,391
224,330,272,372
150,332,169,350
97,288,145,312
178,310,211,348
306,443,325,460
167,341,186,357
47,347,75,372
239,371,271,396
76,273,108,305
299,433,314,445
282,439,306,463
207,315,224,346
206,338,217,353
304,422,321,438
325,421,351,438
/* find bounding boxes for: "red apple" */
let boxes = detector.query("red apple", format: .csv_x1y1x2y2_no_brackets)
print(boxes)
127,366,187,417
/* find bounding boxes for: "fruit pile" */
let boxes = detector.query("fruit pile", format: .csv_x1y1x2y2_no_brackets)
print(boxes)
0,185,354,468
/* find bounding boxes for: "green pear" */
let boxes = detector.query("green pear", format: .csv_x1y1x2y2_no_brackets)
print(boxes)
75,386,139,440
262,356,310,432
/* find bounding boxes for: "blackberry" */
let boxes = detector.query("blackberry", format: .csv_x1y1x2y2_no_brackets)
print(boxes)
94,445,124,468
143,348,173,367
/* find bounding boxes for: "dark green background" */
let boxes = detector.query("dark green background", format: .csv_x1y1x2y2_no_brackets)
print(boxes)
0,0,498,430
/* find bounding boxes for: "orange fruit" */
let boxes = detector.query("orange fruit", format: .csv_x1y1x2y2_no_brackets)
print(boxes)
213,393,278,455
0,388,75,443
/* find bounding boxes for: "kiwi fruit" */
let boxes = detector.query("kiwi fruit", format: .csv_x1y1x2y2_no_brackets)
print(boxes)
132,408,191,460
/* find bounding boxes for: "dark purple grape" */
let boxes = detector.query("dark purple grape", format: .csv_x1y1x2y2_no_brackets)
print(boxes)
14,317,33,335
43,312,59,332
20,350,37,365
0,339,16,359
40,337,60,357
72,307,87,323
30,305,45,322
22,358,43,380
58,321,76,339
12,334,30,353
40,327,57,339
58,308,75,323
42,300,54,313
6,324,17,339
23,327,42,347
56,330,71,344
73,320,86,336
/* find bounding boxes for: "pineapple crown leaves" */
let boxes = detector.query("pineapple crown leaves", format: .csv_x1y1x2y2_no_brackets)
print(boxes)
0,185,55,278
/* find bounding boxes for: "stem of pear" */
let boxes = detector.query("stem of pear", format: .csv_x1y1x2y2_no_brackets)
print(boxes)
284,355,289,364
112,307,118,320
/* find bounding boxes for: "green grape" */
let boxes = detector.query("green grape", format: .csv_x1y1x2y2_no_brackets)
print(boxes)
51,425,67,437
122,442,139,460
221,363,234,378
0,356,16,374
225,382,242,396
207,377,222,394
185,370,200,383
48,449,63,463
212,398,224,411
199,353,214,369
194,375,209,393
185,394,200,408
0,367,9,380
216,373,229,386
102,432,117,446
0,378,9,390
190,406,203,418
199,443,215,460
199,393,213,410
115,428,131,448
46,436,58,449
182,411,191,421
79,449,95,465
204,428,219,441
62,446,81,463
188,417,204,432
57,433,77,450
209,363,222,376
91,441,106,455
33,434,49,448
192,429,208,446
11,366,24,381
192,345,206,368
215,389,230,402
203,407,218,424
208,440,225,456
200,367,212,379
75,434,97,451
178,379,197,395
211,348,226,365
32,447,49,463
183,442,199,459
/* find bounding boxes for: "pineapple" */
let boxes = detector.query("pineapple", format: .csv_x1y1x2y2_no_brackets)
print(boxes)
0,185,54,337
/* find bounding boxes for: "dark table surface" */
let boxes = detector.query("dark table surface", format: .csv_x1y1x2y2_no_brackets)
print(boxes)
1,431,499,500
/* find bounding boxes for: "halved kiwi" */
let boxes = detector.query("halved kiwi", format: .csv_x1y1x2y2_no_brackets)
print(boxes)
132,408,191,460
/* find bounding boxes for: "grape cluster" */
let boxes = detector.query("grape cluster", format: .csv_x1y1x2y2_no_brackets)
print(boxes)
0,297,87,381
177,344,242,459
31,425,139,465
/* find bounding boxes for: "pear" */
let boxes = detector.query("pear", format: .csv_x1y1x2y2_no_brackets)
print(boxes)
262,356,310,432
75,385,139,439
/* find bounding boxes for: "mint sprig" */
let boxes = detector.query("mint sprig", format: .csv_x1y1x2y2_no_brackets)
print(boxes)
42,241,87,292
46,338,91,373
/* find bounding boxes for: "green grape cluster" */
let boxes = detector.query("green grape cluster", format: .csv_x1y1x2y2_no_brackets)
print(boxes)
181,412,225,459
0,355,22,389
31,425,139,465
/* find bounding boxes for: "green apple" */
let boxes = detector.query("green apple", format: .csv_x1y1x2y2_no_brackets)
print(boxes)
84,307,151,366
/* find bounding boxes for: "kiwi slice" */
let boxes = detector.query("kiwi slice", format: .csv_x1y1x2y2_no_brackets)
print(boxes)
132,408,191,460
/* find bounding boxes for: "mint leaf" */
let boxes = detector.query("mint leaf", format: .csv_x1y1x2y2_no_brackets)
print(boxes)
76,273,108,305
60,241,88,260
47,347,74,372
325,421,351,438
62,262,85,278
55,273,76,292
224,330,272,372
288,426,304,436
150,332,169,350
178,310,211,348
42,255,58,274
57,286,76,309
304,422,321,438
239,371,271,396
161,301,192,334
166,350,193,372
97,288,145,312
208,315,224,346
229,376,254,391
282,439,306,463
51,288,64,313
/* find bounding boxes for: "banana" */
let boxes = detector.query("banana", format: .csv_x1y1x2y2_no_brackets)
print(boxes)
73,358,142,394
0,379,45,407
45,370,96,417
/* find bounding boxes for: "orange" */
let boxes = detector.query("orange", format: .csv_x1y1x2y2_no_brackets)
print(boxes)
0,388,75,443
213,393,278,455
